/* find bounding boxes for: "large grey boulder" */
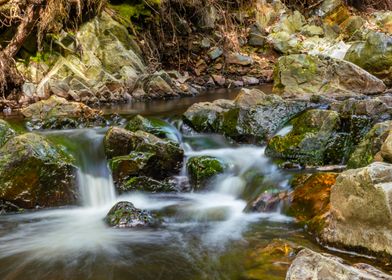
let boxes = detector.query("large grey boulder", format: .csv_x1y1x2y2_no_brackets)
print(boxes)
286,248,392,280
273,54,386,99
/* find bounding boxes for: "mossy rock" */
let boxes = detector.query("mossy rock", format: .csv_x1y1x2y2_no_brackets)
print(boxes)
125,115,178,141
347,121,392,169
0,133,78,208
104,127,184,181
119,176,176,193
345,31,392,86
105,201,158,228
187,156,225,188
265,109,341,166
0,119,16,148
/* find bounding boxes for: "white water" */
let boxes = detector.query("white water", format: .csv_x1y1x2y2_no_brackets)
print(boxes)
0,126,292,268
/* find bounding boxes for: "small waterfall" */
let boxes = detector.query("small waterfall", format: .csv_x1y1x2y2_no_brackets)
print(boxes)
75,129,116,207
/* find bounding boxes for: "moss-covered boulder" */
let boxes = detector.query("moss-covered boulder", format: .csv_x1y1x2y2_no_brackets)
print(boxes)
183,88,308,144
22,95,104,129
0,119,15,147
345,31,392,86
104,127,184,183
347,121,392,169
273,54,386,99
0,133,78,208
316,162,392,260
118,176,176,193
266,110,342,166
125,115,178,141
187,156,225,187
288,173,337,222
105,201,157,228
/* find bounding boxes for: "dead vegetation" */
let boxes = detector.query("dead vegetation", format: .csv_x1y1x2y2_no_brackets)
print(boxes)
282,0,392,11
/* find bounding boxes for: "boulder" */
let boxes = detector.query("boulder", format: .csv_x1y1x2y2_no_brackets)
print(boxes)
183,88,308,144
125,115,179,141
318,162,392,259
21,95,104,129
347,121,392,169
345,31,392,86
118,176,176,193
266,109,351,166
286,248,392,280
0,119,15,148
104,127,184,182
105,201,157,228
273,54,386,99
186,156,225,187
0,133,77,208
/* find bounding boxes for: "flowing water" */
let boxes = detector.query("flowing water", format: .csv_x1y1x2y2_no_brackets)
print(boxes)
0,87,369,279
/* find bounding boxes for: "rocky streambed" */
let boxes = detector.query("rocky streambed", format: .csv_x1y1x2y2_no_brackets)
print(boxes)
0,84,391,279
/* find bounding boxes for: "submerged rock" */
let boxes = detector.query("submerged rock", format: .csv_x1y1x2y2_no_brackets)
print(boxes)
187,156,225,188
273,54,386,99
286,248,392,280
22,95,104,129
345,31,392,86
183,88,308,144
347,121,392,169
0,119,15,148
0,133,77,208
104,127,184,183
317,162,392,259
105,201,157,228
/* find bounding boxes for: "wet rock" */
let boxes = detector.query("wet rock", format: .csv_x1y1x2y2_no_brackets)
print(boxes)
345,31,392,86
347,121,392,169
105,201,157,228
104,127,184,182
187,156,225,188
125,115,178,141
21,95,104,129
317,162,392,259
266,110,345,166
289,173,337,222
286,248,392,280
248,191,288,213
119,176,176,193
273,54,386,99
0,200,23,214
244,239,298,280
0,133,77,208
0,119,15,148
183,88,308,144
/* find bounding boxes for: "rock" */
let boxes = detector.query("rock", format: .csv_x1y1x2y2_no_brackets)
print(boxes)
248,191,288,213
0,119,15,148
132,74,178,100
187,156,225,187
125,115,179,141
21,95,104,129
104,127,184,182
244,239,298,280
211,75,225,86
301,25,324,37
208,47,223,60
289,173,337,222
273,54,386,99
266,109,349,166
225,52,253,66
347,121,392,169
118,176,176,193
345,31,392,86
183,88,308,144
242,76,259,85
0,133,77,208
381,130,392,162
105,201,157,228
286,248,392,280
318,162,392,259
248,25,266,47
0,200,23,215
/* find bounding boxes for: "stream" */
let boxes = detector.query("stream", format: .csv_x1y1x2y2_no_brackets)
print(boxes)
0,86,371,279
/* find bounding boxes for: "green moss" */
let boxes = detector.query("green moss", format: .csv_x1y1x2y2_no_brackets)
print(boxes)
187,156,225,188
